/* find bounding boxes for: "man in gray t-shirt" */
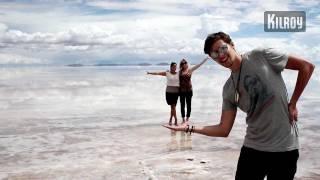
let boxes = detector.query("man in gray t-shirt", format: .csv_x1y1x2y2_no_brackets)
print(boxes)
164,32,315,179
222,48,299,152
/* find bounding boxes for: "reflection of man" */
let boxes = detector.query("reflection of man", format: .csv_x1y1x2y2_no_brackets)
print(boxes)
168,131,192,151
243,74,274,119
164,32,315,179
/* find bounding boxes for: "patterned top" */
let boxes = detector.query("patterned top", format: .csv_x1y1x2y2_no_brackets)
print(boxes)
179,72,192,92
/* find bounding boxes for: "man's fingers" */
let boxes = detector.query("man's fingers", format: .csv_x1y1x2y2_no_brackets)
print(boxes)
288,112,298,124
162,124,171,128
162,124,175,130
289,113,294,124
289,112,293,121
294,113,298,122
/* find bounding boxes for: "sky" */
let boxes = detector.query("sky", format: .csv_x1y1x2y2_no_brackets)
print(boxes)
0,0,319,65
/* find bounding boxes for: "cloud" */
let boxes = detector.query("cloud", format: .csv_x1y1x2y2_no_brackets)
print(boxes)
291,26,320,46
0,13,203,55
0,25,127,50
0,0,318,65
197,13,241,38
0,23,7,32
86,0,210,15
234,36,319,64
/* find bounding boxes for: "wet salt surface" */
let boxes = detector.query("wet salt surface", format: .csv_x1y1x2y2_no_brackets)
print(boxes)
0,121,242,180
0,66,319,179
1,120,319,179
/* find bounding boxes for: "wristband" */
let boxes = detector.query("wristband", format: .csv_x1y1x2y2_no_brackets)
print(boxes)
190,126,194,134
185,125,190,133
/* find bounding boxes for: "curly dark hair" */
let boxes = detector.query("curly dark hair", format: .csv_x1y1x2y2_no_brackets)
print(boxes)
170,62,177,68
203,32,234,55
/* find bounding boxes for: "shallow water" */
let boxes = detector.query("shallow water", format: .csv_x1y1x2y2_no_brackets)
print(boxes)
0,65,319,179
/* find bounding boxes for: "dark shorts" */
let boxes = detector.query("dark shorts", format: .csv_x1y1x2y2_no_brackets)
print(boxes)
236,146,299,180
165,92,179,105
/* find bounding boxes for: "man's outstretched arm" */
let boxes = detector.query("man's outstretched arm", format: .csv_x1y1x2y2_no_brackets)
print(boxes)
193,110,237,137
164,109,237,137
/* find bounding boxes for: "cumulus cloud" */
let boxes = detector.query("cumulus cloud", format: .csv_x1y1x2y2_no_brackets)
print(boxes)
0,14,202,55
233,37,319,64
0,0,318,64
197,13,241,37
87,0,209,15
0,25,129,50
0,23,7,32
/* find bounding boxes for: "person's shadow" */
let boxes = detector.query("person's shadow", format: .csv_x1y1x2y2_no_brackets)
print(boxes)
167,131,192,151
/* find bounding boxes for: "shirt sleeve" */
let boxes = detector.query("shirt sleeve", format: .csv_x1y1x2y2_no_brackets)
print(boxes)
263,48,288,73
222,80,237,111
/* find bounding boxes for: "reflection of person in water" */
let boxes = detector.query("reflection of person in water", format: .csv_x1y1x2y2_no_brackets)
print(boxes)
168,131,192,151
243,74,274,119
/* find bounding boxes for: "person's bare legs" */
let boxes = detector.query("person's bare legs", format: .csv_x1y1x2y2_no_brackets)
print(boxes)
186,117,190,124
173,104,178,125
171,105,178,126
168,105,173,125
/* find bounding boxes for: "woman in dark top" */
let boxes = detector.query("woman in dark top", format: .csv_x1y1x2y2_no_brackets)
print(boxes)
179,57,209,124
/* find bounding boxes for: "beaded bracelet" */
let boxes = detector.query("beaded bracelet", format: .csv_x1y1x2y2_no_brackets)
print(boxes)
190,125,195,135
184,125,195,134
185,125,190,133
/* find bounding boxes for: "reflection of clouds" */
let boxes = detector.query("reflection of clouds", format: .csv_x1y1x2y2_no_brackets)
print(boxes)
0,65,319,179
0,53,44,64
0,67,43,80
0,66,168,119
0,66,318,124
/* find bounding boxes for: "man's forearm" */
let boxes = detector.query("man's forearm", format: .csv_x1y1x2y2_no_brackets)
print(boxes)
193,124,231,137
290,62,315,105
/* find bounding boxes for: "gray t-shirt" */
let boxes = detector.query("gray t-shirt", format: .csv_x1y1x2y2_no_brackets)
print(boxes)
222,48,299,152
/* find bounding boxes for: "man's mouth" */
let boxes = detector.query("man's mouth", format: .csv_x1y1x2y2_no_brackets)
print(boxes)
220,56,228,63
221,57,233,68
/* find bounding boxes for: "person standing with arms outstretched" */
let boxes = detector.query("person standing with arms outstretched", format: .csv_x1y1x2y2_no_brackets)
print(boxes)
147,62,180,125
164,32,315,179
179,57,209,124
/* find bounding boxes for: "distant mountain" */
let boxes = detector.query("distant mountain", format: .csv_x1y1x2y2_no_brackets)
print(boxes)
67,64,84,67
95,63,151,66
156,62,169,66
95,63,119,66
66,62,170,67
137,63,152,66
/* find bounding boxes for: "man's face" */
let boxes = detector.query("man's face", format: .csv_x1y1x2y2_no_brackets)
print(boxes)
210,39,236,69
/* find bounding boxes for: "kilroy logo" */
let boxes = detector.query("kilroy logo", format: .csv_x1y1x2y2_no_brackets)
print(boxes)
264,11,306,32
